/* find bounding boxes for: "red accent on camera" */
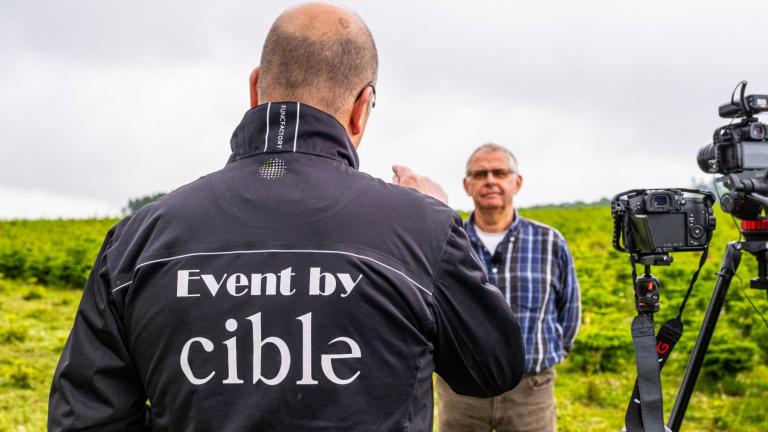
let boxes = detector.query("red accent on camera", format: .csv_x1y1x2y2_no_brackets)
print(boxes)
741,219,768,231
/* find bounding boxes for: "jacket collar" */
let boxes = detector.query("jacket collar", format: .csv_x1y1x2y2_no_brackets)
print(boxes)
228,102,359,170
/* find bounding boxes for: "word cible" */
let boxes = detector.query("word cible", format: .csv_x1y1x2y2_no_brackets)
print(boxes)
177,267,363,298
180,312,361,386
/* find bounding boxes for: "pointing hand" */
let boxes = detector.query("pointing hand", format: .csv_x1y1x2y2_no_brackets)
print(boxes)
392,165,449,205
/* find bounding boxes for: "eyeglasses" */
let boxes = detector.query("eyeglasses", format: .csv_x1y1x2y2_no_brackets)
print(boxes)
356,82,376,108
466,169,514,180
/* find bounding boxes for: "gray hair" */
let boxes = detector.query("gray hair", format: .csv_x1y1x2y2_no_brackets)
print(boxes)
465,143,519,175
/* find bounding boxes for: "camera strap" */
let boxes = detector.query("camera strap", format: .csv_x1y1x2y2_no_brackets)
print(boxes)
625,247,709,431
627,314,665,432
625,317,682,431
676,246,710,320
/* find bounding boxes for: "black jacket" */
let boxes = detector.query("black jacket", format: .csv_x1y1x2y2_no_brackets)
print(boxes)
49,102,524,431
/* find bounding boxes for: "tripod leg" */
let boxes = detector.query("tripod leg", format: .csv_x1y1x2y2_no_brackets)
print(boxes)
667,241,742,432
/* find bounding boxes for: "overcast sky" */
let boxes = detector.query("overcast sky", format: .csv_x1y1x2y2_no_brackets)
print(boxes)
2,0,768,218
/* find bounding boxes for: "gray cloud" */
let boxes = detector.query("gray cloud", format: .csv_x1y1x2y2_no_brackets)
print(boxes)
2,0,768,217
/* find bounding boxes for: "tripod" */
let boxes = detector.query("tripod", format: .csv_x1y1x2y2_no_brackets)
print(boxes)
667,219,768,431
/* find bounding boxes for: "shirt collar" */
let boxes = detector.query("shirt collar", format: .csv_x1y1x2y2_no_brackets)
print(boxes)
227,102,359,170
466,210,522,245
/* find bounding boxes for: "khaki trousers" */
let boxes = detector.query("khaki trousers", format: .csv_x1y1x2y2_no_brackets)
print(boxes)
436,368,557,432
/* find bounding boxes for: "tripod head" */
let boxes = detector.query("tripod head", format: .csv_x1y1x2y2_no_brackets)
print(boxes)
715,171,768,293
634,271,661,315
631,254,673,267
629,255,669,315
735,218,768,291
718,171,768,220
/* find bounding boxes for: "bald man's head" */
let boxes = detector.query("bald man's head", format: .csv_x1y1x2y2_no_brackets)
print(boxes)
258,3,378,117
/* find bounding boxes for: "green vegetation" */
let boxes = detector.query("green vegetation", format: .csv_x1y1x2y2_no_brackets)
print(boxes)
1,208,767,430
523,197,612,210
0,219,117,289
0,278,81,430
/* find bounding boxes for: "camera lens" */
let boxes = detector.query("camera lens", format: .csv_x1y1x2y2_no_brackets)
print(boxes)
653,195,668,206
751,123,766,140
697,143,718,173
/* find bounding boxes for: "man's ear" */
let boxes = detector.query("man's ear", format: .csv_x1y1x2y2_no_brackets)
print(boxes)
349,86,373,136
463,177,471,195
513,174,524,193
249,67,260,108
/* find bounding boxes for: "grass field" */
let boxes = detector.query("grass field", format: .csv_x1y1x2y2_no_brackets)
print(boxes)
1,207,767,431
0,279,81,431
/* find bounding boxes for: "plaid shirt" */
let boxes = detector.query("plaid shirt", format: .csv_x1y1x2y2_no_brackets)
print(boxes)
466,212,581,373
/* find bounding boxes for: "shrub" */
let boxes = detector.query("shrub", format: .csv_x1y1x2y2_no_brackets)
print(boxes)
0,249,27,279
0,218,116,289
6,361,35,389
0,322,28,343
22,289,44,300
568,315,633,373
702,332,758,380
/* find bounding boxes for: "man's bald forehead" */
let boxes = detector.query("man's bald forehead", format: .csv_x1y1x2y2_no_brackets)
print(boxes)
275,3,368,39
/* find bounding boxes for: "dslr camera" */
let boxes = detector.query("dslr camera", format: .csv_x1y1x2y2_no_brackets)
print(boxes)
612,189,716,260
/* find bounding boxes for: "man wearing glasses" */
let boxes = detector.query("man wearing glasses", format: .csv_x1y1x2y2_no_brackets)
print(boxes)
437,144,581,432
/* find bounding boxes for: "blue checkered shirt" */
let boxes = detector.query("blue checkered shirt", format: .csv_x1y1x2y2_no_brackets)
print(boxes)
466,212,581,373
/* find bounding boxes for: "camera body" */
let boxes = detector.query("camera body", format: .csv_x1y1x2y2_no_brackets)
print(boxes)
697,118,768,174
612,189,716,256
